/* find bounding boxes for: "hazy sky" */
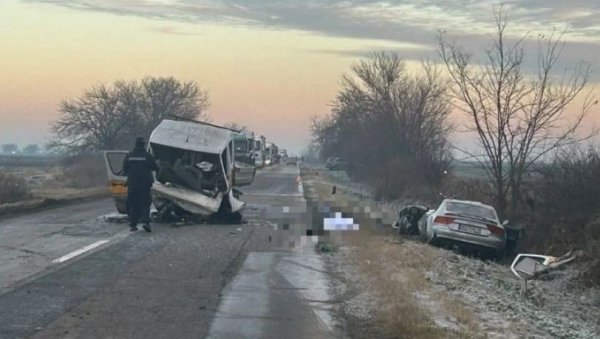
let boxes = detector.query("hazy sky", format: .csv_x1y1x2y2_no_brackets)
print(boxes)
1,0,599,153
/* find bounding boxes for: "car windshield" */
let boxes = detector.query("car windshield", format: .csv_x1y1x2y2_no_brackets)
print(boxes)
445,202,497,221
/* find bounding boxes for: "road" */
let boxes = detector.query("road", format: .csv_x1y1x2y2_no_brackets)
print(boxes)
0,165,341,339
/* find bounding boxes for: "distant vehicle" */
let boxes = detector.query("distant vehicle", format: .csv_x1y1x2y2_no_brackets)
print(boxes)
286,156,297,166
418,199,507,257
232,132,256,187
103,118,246,222
325,157,347,170
264,142,279,165
253,135,266,168
254,151,264,168
233,132,254,165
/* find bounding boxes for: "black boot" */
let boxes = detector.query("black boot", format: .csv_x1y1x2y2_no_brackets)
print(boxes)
130,224,138,232
143,224,152,233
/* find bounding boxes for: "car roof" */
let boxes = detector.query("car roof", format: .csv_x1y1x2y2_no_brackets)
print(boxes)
443,199,494,209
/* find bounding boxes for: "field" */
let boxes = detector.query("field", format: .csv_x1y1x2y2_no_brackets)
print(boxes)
451,161,488,180
0,155,108,215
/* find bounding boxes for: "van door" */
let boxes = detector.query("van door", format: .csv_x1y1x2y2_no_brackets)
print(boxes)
233,162,256,186
103,150,129,214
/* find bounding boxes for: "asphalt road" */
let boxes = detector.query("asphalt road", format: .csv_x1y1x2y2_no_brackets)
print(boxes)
0,164,342,339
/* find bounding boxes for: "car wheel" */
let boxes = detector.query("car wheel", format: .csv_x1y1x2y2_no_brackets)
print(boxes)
427,234,437,245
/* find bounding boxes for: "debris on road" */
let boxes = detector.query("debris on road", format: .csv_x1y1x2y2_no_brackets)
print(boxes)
103,213,129,223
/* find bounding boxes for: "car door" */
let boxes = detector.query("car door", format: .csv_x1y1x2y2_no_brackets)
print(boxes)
233,162,256,186
397,208,409,234
103,151,129,214
418,211,433,242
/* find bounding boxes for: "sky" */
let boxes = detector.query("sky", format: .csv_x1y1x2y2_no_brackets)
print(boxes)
1,0,599,154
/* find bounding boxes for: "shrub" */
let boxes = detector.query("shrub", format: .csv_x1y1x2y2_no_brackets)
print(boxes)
524,147,600,285
439,176,495,205
0,172,30,204
57,153,106,188
367,156,449,202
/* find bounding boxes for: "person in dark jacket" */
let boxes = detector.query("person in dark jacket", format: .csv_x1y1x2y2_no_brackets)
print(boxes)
123,137,158,232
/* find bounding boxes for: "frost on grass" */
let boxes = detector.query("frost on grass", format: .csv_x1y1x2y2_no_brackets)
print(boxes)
429,252,600,338
305,165,600,339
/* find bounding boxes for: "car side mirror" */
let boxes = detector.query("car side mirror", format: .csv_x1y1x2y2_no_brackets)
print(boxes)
502,220,509,226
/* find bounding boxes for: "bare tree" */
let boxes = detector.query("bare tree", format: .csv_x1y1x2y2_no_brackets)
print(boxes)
137,76,210,135
49,77,210,153
313,52,453,198
49,82,137,152
439,7,596,216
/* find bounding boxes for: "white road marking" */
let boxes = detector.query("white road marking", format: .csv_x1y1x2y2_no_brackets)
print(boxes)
52,240,110,264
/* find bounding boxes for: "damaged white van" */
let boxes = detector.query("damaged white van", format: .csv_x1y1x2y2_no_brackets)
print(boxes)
103,118,248,222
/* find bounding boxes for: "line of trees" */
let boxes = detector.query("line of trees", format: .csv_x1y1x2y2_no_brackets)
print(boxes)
312,52,454,199
313,8,596,215
49,76,210,153
1,144,40,154
1,144,19,154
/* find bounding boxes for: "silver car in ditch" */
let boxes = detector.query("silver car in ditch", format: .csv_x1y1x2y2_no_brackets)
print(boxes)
419,199,507,255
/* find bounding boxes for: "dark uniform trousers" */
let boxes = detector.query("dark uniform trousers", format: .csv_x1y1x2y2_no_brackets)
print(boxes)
127,187,152,226
123,147,157,227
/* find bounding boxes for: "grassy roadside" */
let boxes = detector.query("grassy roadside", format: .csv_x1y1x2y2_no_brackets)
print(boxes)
0,187,109,219
300,166,481,338
0,160,109,219
302,165,600,339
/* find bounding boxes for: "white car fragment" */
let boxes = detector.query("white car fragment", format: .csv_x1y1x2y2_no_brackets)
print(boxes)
510,250,578,280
